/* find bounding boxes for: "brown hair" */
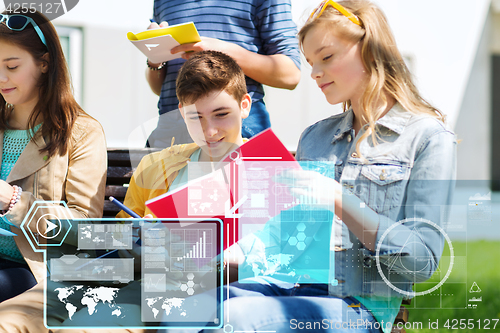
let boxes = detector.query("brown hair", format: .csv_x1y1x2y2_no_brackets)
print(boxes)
176,50,247,106
0,9,83,157
298,0,445,154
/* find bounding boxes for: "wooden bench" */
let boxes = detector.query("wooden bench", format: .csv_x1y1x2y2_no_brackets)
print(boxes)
392,299,410,333
104,148,160,218
104,148,411,330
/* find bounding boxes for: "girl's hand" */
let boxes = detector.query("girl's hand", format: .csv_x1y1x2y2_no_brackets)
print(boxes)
224,243,245,266
274,169,341,209
0,180,14,211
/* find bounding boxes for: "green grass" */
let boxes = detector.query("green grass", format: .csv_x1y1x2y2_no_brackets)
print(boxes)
403,240,500,332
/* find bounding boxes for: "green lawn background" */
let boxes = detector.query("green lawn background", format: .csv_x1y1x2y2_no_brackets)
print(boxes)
405,240,500,332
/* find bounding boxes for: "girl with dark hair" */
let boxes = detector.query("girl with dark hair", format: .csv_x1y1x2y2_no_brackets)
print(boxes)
0,9,106,302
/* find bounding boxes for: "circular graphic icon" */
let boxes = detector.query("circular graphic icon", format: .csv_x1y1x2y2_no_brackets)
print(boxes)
36,214,62,239
375,217,454,297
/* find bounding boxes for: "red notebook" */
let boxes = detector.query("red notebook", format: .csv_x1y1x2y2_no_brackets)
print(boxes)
145,129,299,249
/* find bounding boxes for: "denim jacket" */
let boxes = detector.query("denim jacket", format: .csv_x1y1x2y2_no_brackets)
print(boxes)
237,103,456,298
293,103,457,298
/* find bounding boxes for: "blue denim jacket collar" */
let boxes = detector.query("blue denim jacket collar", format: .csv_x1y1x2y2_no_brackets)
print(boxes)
375,103,412,135
331,110,353,144
334,103,412,144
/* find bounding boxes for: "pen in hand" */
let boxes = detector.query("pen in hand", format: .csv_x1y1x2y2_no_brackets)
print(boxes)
109,196,143,247
74,197,144,270
109,196,141,218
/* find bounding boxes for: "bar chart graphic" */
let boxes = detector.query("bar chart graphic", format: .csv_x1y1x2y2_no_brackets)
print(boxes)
170,229,213,271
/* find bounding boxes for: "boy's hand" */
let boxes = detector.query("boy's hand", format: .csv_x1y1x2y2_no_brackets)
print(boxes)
118,237,142,272
118,214,149,272
171,37,236,59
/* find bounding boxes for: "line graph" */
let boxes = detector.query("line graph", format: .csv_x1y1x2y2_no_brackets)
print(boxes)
144,273,166,292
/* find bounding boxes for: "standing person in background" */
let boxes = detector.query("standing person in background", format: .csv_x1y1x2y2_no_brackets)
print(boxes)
0,7,106,316
145,0,301,147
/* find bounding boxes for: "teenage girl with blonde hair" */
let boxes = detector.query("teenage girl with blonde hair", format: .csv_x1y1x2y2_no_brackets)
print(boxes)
215,1,457,332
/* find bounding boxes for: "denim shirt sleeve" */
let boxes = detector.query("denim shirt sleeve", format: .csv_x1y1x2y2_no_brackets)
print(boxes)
364,129,457,282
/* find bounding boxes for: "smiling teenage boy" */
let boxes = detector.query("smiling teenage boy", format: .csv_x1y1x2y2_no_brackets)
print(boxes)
117,50,251,219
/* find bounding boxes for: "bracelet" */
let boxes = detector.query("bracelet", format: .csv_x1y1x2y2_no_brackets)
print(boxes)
147,59,167,71
1,185,22,216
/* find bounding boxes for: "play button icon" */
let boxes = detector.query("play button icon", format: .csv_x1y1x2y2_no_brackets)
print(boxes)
46,220,58,234
36,214,62,239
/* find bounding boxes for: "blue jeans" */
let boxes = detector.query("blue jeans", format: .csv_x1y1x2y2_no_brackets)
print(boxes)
241,99,270,138
163,276,381,333
0,258,37,303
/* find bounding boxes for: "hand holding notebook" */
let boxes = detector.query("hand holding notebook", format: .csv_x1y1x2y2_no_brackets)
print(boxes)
145,129,300,249
127,22,201,63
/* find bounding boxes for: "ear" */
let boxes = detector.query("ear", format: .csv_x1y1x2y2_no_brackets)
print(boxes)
40,52,49,73
240,94,251,119
178,103,185,121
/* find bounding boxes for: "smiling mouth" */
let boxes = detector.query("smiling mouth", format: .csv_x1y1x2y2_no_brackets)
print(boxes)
205,137,224,147
319,82,333,91
1,88,15,94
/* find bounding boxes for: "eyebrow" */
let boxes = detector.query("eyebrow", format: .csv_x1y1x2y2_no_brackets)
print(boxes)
315,46,328,55
305,45,331,64
185,106,230,115
2,57,20,62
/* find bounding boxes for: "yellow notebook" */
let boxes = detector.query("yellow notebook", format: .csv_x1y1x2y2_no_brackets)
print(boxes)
127,22,201,63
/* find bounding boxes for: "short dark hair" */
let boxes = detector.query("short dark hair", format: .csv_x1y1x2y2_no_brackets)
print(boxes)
176,50,247,106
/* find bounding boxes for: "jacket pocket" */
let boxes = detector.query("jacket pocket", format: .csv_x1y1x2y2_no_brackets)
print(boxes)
358,163,409,213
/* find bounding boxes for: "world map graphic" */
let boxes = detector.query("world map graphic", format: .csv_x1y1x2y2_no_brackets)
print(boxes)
54,285,125,320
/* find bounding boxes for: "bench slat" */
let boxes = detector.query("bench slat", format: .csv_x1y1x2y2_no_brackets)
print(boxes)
105,185,128,198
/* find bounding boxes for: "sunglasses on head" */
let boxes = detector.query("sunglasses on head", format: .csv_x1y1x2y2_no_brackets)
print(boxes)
308,0,362,26
0,14,47,47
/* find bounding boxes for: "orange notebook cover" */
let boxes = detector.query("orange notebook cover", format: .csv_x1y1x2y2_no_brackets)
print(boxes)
145,129,298,249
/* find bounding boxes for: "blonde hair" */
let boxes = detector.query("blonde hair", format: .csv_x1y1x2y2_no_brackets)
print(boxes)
298,0,445,154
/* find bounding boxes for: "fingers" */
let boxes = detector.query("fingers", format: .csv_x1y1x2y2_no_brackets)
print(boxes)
171,42,197,54
148,21,168,29
274,168,312,186
0,181,14,210
147,22,160,29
